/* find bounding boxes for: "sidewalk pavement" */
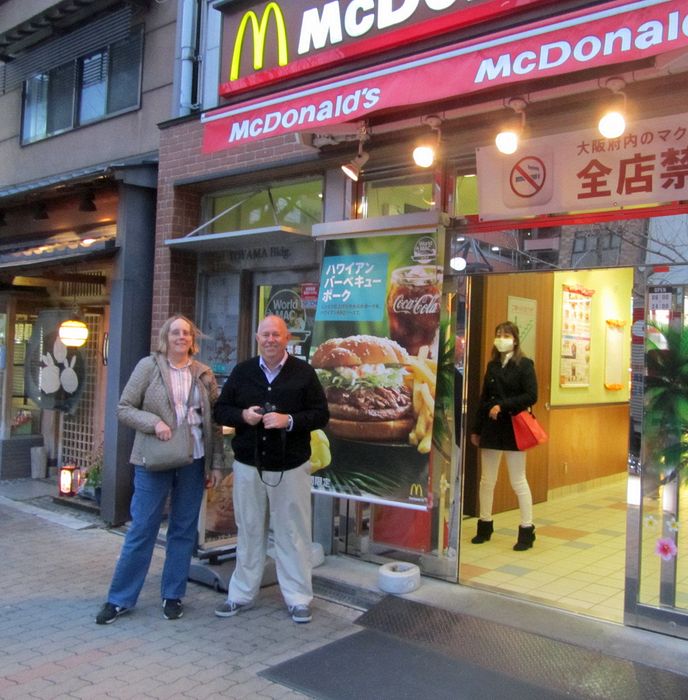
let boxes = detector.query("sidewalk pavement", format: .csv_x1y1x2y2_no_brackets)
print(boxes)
0,479,358,699
2,477,687,700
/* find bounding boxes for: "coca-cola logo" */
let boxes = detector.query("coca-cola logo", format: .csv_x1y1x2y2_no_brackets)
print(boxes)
390,293,440,315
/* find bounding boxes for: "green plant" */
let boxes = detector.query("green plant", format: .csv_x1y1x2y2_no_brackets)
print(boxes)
643,321,688,486
85,444,103,489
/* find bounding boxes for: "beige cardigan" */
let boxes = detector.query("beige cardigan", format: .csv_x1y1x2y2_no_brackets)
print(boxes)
117,353,225,471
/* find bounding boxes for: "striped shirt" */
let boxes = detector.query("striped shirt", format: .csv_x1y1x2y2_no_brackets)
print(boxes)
168,360,204,460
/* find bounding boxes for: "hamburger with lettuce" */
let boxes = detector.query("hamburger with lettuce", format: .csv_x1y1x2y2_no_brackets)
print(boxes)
311,335,414,442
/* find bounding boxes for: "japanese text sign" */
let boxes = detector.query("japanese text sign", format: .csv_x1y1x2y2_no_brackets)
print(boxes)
317,254,388,321
476,113,688,220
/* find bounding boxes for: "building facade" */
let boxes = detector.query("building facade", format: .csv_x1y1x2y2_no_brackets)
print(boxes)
3,0,688,640
0,0,187,523
154,0,688,639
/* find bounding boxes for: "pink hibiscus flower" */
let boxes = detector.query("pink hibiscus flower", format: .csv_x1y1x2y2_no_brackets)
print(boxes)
655,537,678,561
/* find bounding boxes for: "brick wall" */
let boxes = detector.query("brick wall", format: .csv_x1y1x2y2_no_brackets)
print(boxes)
153,117,312,338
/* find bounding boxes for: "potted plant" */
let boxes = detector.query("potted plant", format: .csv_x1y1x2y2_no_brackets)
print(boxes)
84,445,103,506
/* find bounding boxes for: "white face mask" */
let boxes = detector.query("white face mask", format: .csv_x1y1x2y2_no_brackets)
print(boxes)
494,337,514,353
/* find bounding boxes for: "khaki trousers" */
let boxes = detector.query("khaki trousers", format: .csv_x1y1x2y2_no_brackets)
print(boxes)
227,460,313,608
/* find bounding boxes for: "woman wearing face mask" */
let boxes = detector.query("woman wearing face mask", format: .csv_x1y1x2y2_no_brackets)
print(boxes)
470,321,538,551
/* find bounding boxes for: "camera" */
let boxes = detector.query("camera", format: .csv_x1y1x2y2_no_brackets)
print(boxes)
256,402,277,415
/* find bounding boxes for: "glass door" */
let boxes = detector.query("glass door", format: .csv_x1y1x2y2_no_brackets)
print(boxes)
626,264,688,638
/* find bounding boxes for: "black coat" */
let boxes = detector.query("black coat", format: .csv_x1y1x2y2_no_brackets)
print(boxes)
213,355,329,471
472,356,537,451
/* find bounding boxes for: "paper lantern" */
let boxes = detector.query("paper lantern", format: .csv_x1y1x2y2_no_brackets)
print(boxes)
59,465,79,496
59,319,89,348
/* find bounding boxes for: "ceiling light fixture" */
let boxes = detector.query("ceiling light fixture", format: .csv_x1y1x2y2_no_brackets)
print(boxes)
598,77,627,139
341,125,370,182
450,237,493,273
413,115,442,168
495,97,527,155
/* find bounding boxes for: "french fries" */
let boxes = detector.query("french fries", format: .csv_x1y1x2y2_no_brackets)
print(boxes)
406,351,436,454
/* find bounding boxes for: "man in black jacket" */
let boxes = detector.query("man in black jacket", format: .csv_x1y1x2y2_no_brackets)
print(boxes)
213,315,329,623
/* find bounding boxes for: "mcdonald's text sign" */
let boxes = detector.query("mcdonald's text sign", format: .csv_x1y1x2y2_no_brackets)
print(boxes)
218,0,546,97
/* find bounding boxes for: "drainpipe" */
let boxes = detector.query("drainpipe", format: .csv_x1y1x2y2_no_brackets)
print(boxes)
178,0,200,116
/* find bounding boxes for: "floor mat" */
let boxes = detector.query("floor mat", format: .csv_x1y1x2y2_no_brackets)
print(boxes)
262,595,688,699
357,596,688,700
260,628,569,700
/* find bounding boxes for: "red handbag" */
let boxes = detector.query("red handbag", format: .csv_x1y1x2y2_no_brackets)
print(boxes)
511,410,548,450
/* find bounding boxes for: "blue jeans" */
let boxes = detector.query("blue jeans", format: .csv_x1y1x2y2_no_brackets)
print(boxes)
107,458,205,608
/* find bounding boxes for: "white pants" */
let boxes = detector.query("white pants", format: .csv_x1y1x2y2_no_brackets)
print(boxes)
478,448,533,526
228,460,313,608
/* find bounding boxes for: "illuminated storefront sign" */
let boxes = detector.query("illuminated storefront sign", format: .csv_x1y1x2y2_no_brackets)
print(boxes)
219,0,547,96
229,2,288,82
204,0,688,152
476,113,688,220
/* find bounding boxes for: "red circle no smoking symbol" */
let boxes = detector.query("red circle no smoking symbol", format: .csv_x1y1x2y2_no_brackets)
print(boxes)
510,156,547,198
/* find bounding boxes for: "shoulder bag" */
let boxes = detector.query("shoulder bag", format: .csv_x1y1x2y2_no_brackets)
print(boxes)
511,409,548,451
141,378,195,471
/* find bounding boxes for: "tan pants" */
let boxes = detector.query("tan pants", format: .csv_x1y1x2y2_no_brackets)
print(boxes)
227,460,313,608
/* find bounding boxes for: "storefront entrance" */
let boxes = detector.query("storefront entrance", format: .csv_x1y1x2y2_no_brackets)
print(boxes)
325,212,688,639
454,242,688,639
458,266,630,625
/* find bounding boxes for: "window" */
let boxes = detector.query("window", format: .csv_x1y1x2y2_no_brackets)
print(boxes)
21,28,143,144
209,178,324,233
360,173,435,218
571,227,621,267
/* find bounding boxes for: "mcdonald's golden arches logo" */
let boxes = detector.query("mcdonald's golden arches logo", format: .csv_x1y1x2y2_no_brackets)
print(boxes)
230,3,289,82
409,483,425,499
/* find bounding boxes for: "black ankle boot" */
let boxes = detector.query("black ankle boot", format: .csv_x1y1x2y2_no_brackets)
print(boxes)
513,525,536,551
471,519,494,544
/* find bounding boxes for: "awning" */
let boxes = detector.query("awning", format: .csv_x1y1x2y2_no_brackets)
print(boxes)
165,225,311,252
203,0,688,153
0,228,117,271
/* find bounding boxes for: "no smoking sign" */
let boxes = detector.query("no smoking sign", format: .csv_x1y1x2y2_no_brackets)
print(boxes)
510,156,547,198
501,148,553,210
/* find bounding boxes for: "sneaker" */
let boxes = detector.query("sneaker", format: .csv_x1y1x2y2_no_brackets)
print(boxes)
163,598,184,620
289,604,312,624
214,600,254,618
95,602,129,625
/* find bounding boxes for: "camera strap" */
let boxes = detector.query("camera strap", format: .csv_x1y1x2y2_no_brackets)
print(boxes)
255,417,287,488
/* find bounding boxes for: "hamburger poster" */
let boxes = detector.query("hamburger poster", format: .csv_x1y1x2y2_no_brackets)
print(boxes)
309,231,454,510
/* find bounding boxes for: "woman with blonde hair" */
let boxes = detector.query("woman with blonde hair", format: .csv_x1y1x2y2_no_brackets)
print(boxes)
470,321,537,551
96,315,224,624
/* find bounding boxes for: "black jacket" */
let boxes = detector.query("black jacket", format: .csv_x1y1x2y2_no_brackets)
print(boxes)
213,355,329,471
472,356,537,451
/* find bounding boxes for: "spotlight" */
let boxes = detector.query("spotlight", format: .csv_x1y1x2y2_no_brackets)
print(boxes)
495,97,527,155
32,202,49,221
78,190,97,212
342,125,370,182
413,115,442,168
341,151,369,182
598,77,627,139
